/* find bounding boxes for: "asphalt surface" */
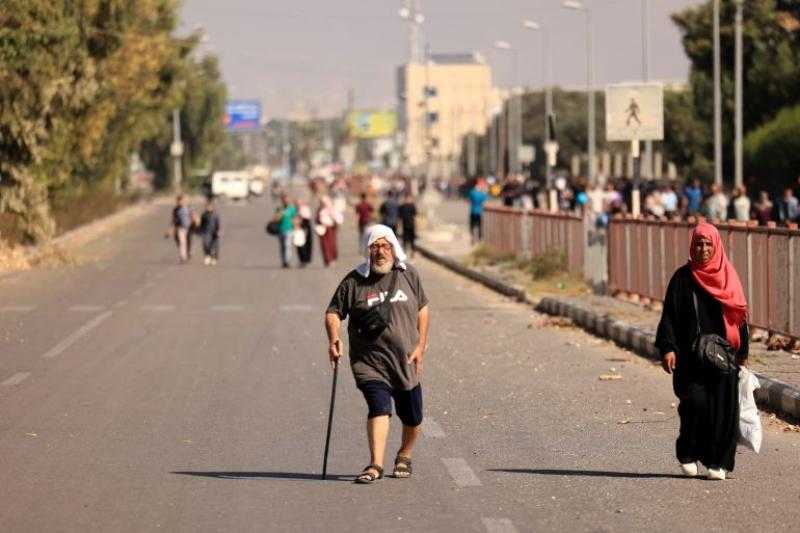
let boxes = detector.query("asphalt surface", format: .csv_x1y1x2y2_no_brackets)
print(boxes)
1,193,799,532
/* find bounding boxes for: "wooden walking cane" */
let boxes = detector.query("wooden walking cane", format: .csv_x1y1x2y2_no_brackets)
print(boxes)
321,360,339,480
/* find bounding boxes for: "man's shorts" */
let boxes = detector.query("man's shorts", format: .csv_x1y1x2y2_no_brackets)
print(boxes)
357,381,423,427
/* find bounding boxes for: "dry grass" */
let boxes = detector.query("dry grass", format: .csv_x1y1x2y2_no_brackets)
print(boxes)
465,243,589,298
464,243,517,267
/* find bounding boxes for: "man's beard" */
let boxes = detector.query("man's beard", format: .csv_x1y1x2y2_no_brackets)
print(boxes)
371,258,393,275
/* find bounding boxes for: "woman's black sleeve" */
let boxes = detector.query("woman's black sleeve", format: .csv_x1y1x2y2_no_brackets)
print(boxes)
737,321,749,359
655,272,681,358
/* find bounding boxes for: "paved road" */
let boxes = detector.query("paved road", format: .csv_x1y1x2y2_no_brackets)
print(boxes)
1,194,798,532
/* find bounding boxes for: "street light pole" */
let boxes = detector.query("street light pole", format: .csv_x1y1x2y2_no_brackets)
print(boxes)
734,0,744,189
641,0,652,180
563,1,595,185
713,0,723,187
171,108,183,192
523,20,554,190
494,41,520,177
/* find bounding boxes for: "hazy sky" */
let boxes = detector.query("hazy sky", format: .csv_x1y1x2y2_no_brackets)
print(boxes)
179,0,703,120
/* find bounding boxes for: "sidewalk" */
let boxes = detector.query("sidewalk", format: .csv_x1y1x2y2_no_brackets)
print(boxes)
417,195,800,422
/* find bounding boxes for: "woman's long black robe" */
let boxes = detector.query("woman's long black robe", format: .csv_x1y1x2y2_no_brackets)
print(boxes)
655,264,749,471
297,218,313,265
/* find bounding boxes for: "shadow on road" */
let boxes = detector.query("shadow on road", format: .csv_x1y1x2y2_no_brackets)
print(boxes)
171,471,352,482
489,468,689,480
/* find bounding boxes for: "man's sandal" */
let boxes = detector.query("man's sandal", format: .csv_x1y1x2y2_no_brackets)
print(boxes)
354,464,383,484
393,455,412,479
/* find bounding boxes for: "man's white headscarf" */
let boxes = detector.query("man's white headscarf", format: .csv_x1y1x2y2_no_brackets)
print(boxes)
356,224,407,278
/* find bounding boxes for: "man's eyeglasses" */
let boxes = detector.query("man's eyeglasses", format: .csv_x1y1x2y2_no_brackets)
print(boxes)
369,243,392,253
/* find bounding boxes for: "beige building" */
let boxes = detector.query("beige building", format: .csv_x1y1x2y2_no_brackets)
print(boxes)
397,53,500,179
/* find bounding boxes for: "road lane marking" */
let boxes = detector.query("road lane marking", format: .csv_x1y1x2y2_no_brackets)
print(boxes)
140,305,175,312
441,458,482,487
279,304,315,312
423,417,446,438
482,518,518,533
2,372,31,386
210,305,244,312
42,311,113,359
69,305,105,312
1,306,35,312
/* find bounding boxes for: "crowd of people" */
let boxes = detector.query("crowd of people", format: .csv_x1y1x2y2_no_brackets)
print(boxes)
268,181,418,269
486,173,800,228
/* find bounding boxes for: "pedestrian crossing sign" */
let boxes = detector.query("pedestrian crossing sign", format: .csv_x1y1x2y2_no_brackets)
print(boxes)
605,83,664,142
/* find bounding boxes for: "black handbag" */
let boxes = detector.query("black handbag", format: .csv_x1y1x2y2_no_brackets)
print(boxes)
266,221,280,235
352,270,399,341
692,292,737,375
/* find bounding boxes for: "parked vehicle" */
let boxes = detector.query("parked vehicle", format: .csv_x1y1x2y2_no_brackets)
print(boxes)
211,171,250,200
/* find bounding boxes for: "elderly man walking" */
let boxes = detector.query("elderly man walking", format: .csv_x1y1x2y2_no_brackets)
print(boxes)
325,225,430,484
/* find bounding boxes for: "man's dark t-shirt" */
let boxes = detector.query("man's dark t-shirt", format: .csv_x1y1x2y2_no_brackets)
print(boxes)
355,201,373,226
327,264,428,390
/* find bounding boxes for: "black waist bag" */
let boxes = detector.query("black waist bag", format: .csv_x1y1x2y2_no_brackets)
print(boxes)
353,270,398,341
692,292,736,375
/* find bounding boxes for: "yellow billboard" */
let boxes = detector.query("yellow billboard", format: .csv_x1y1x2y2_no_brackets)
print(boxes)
347,110,397,139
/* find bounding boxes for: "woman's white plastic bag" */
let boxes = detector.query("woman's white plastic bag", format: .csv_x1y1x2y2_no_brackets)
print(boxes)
738,367,762,453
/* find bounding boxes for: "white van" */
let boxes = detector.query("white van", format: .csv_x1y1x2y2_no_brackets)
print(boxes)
211,171,250,200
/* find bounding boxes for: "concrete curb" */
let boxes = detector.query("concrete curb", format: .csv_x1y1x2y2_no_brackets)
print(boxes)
415,244,530,304
416,242,800,422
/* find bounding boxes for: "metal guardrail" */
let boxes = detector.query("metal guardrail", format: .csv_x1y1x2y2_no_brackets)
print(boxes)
483,206,585,276
483,206,800,339
608,217,800,339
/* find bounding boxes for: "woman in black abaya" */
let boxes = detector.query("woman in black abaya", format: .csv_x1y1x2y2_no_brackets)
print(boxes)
655,222,749,481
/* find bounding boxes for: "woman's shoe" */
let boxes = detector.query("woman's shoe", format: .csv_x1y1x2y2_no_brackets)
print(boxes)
707,468,726,480
680,462,699,477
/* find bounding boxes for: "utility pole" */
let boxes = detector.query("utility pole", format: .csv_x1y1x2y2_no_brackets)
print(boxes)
713,0,723,187
587,7,595,185
734,0,744,189
642,0,652,181
170,108,183,191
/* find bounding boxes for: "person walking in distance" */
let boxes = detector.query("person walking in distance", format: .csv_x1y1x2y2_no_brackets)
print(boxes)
169,194,192,263
325,225,430,484
398,193,417,258
355,193,375,252
274,194,297,268
199,199,221,266
317,195,342,267
468,177,489,245
656,222,749,481
379,191,400,235
295,200,313,267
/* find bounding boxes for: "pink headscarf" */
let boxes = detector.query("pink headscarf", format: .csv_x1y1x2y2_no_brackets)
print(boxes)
689,222,748,349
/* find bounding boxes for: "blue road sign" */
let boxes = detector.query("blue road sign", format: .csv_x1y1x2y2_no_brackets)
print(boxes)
224,100,261,131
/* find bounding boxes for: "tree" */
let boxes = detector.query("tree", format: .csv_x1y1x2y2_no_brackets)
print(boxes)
667,0,800,184
0,0,228,242
744,105,800,193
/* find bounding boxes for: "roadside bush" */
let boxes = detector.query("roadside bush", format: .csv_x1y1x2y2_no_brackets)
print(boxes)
467,243,516,266
49,184,138,237
744,105,800,194
519,248,567,280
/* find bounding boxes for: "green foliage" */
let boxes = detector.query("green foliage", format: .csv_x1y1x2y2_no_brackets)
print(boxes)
474,88,606,177
666,0,800,185
663,89,713,183
0,0,229,243
744,105,800,193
